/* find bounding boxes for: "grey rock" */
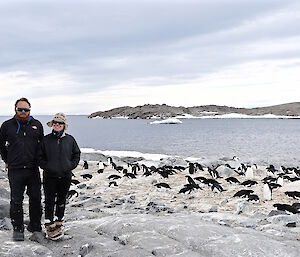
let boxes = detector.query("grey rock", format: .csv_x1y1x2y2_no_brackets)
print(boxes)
267,214,300,225
216,165,233,177
0,217,13,230
268,210,288,217
218,219,233,227
62,234,73,240
80,152,107,162
0,199,10,219
0,172,7,180
121,156,145,163
79,243,93,256
0,188,10,198
8,247,38,257
209,205,218,212
77,183,87,189
29,231,47,244
219,199,229,206
236,201,252,215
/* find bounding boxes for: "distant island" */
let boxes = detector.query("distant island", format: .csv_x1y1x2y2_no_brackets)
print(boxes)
88,102,300,119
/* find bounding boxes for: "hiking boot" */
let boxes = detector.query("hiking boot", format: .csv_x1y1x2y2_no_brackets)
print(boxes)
45,222,64,241
13,231,24,241
54,220,63,229
27,223,42,233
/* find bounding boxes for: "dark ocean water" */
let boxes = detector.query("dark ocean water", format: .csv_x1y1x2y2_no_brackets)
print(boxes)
0,115,300,165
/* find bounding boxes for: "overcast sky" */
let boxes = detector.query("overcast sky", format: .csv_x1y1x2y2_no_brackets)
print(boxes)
0,0,300,115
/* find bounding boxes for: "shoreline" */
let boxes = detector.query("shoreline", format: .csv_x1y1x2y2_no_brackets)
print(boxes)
80,148,300,167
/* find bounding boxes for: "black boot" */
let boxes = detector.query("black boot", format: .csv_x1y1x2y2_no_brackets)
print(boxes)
13,230,24,241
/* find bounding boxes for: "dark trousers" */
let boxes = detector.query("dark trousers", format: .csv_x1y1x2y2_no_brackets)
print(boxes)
8,168,42,232
43,176,71,222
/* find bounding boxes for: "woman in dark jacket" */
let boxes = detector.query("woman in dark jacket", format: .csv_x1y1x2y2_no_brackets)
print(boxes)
39,113,80,240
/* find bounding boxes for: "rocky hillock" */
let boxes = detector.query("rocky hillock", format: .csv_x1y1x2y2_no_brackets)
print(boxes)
89,102,300,119
88,102,300,119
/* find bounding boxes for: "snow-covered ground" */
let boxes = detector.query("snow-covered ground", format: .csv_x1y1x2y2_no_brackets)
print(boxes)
0,155,299,257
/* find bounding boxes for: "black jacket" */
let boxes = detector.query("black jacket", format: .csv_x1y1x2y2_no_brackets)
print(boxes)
39,132,81,177
0,116,44,170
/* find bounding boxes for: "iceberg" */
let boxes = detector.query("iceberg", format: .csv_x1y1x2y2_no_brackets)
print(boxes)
150,118,182,124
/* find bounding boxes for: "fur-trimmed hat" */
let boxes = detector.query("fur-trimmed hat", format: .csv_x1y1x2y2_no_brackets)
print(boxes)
47,112,68,130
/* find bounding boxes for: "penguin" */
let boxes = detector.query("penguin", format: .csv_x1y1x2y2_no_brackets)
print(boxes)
232,156,239,161
234,167,245,176
98,161,104,170
262,176,277,183
188,163,195,174
285,191,300,200
178,184,195,194
67,189,79,201
247,194,260,203
266,164,277,177
225,177,240,184
107,174,121,180
185,175,198,188
241,180,258,187
107,156,113,164
194,176,208,184
123,170,136,179
115,166,124,171
131,165,138,175
173,165,186,171
71,179,80,185
109,181,118,187
141,164,148,172
97,162,105,173
154,182,171,189
245,166,254,179
211,182,225,193
83,160,89,169
263,183,272,201
233,189,253,198
286,222,296,227
143,170,152,177
195,163,204,171
273,203,299,214
225,163,235,170
206,178,221,186
292,202,300,211
111,162,117,170
276,176,284,187
208,167,221,179
268,182,282,190
81,174,92,180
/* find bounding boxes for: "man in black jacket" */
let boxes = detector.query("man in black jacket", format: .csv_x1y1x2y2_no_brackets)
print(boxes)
0,97,44,241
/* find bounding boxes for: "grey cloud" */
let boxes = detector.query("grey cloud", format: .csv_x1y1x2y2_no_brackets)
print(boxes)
0,0,299,93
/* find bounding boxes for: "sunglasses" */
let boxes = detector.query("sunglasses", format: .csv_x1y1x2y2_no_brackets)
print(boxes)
53,121,64,125
16,107,31,112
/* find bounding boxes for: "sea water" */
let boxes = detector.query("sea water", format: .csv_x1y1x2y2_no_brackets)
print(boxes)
0,115,299,165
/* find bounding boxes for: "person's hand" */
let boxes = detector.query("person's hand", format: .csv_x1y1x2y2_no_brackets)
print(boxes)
4,163,8,171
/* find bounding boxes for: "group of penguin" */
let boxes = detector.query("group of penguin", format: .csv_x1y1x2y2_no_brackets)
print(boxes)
69,157,300,215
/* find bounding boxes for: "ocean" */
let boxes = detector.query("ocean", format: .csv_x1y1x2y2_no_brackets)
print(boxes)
0,115,300,165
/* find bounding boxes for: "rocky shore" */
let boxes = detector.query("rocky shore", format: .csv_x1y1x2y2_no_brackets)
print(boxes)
88,102,300,119
0,155,299,257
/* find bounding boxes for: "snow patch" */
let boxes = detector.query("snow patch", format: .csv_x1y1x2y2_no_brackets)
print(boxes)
150,118,182,124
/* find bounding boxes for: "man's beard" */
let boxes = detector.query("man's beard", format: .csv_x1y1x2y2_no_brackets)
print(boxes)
15,113,30,122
